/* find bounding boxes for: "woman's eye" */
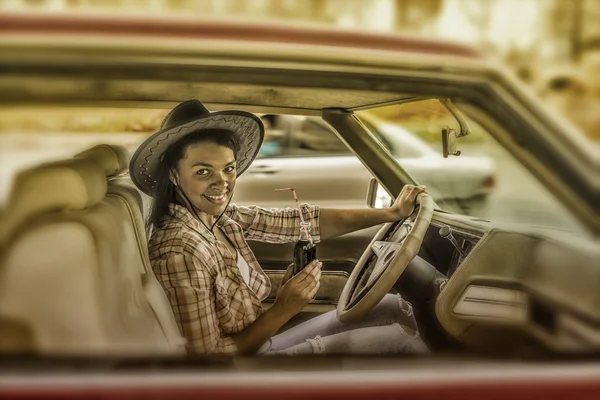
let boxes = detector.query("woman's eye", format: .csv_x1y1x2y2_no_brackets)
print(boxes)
224,165,236,173
196,169,210,176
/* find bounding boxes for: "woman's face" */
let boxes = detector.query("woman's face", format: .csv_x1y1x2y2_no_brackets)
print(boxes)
174,141,236,218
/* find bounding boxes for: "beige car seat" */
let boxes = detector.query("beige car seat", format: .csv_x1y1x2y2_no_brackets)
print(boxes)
75,144,184,352
0,148,184,355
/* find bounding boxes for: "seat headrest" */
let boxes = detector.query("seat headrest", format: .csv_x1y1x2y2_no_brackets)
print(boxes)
0,158,107,244
75,144,131,177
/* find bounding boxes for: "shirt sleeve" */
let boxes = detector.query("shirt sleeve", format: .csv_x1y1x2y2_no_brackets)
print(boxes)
225,203,321,244
159,252,238,355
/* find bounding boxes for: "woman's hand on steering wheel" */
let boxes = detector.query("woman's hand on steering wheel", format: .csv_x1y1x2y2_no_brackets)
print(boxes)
337,192,434,323
388,184,427,220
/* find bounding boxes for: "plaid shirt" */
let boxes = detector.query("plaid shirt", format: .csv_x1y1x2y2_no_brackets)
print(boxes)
149,203,320,355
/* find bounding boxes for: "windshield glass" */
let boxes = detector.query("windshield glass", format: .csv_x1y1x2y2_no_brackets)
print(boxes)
356,99,585,234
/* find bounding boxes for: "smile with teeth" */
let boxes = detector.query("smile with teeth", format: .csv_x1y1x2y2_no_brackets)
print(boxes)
203,192,227,202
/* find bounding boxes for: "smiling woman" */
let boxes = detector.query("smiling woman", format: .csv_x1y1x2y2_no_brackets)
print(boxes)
131,99,430,356
149,130,240,230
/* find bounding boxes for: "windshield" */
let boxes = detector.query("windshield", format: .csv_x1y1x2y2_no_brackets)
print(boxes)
356,99,586,234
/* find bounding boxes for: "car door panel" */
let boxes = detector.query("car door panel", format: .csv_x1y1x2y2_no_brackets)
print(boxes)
234,154,378,305
252,225,380,304
236,160,378,303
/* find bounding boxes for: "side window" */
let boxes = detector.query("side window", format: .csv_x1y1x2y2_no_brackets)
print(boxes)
256,114,395,158
286,117,351,156
256,114,289,159
257,115,354,158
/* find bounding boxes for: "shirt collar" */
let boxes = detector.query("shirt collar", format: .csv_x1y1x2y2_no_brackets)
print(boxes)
165,204,236,242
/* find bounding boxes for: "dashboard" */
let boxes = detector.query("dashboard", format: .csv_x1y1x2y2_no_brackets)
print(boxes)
444,227,481,277
342,209,599,355
415,216,485,279
429,211,600,355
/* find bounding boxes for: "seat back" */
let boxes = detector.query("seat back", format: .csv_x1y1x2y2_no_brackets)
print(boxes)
0,148,183,355
75,144,184,351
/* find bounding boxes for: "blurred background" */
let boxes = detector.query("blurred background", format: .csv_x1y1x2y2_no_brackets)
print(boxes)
1,0,598,138
0,0,598,222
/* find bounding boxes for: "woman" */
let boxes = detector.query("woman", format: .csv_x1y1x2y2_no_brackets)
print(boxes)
129,100,428,356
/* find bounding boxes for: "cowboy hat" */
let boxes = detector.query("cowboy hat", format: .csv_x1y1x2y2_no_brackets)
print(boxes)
129,100,264,196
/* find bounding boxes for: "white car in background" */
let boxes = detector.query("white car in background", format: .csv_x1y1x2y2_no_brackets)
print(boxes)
233,114,496,212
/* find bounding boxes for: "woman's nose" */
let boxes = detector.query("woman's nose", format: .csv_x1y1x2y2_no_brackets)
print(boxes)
212,171,228,187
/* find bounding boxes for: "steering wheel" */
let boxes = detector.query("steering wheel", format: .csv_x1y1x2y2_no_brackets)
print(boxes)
336,193,434,323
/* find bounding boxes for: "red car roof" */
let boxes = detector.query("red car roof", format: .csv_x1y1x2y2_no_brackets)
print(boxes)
0,12,482,58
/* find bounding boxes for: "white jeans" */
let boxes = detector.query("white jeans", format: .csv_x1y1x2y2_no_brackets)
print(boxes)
260,293,429,355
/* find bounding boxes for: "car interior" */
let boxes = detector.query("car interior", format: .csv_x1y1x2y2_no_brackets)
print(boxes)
1,33,598,358
0,103,598,359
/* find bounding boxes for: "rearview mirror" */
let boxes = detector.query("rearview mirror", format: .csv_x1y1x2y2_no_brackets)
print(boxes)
366,178,393,208
442,127,461,158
